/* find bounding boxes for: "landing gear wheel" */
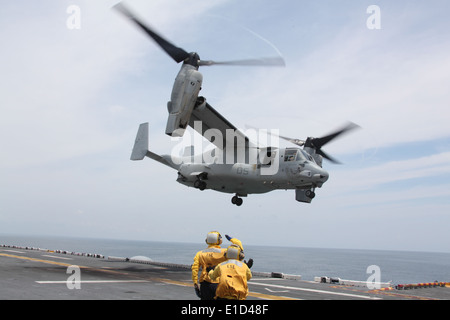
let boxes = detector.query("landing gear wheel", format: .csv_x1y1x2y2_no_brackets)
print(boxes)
305,190,316,199
231,195,243,206
194,180,206,191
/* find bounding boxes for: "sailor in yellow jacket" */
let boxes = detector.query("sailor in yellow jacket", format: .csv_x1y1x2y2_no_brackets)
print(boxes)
192,232,245,300
208,244,252,300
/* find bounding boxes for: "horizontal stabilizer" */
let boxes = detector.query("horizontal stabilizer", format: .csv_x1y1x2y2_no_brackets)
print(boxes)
131,123,149,160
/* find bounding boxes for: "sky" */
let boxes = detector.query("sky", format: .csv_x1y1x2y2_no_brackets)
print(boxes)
1,0,450,253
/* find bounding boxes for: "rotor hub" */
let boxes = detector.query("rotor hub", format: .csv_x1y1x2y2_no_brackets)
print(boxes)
183,52,201,69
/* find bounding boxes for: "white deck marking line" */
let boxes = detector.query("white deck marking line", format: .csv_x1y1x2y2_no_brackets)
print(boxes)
249,282,381,300
36,280,150,284
41,255,73,260
1,250,26,254
250,278,285,281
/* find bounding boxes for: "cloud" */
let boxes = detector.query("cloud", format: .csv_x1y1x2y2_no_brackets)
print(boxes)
332,151,450,190
0,0,230,168
210,4,450,157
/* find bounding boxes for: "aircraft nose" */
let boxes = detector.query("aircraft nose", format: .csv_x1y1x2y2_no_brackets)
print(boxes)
313,169,329,183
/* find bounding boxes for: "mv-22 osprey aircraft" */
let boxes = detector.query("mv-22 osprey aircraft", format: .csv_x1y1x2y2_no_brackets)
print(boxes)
115,3,359,206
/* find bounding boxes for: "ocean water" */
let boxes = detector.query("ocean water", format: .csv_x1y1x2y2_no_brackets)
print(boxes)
1,233,450,285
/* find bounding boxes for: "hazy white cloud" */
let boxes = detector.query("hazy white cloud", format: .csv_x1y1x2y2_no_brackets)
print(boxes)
331,151,450,190
219,20,450,155
0,0,229,168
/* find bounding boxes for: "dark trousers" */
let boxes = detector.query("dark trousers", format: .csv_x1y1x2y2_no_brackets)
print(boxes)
200,281,218,300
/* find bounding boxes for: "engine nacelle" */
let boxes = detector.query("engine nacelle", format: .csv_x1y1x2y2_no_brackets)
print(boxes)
165,65,203,137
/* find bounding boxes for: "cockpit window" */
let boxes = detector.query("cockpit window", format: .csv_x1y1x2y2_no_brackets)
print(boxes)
284,148,316,163
300,150,315,162
284,149,299,162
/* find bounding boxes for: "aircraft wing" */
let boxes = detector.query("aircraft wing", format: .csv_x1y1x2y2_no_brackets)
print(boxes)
189,101,252,150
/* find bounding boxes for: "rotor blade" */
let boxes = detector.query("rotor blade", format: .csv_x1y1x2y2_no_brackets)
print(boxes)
311,122,360,149
278,135,305,146
199,56,285,67
113,2,189,63
316,148,341,164
245,124,304,146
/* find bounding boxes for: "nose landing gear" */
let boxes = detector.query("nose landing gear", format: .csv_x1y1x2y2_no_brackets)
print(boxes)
305,189,316,199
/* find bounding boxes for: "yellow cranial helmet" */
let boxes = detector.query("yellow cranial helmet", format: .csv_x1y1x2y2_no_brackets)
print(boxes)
226,244,245,260
205,231,222,245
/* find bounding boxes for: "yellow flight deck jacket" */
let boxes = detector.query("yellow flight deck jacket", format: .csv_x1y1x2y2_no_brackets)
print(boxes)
208,259,252,300
192,238,244,284
192,245,227,284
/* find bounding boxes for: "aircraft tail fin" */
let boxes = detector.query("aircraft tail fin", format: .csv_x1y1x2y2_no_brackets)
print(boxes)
130,123,181,170
131,123,149,161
